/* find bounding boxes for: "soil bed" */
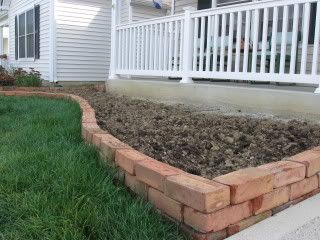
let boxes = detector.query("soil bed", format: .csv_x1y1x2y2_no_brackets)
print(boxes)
65,87,320,179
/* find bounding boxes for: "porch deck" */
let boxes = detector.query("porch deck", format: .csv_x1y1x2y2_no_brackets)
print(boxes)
109,0,320,92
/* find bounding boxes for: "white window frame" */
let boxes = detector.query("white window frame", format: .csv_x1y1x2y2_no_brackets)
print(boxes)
17,7,35,61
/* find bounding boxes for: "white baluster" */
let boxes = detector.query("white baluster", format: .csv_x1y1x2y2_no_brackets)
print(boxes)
205,16,212,72
220,14,227,72
174,21,180,71
301,2,310,74
280,5,288,74
270,6,279,73
251,9,259,73
260,8,269,73
227,12,234,72
243,10,251,73
235,11,242,73
193,17,199,71
290,4,299,75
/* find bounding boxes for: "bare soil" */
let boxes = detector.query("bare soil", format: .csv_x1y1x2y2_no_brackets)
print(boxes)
65,87,320,179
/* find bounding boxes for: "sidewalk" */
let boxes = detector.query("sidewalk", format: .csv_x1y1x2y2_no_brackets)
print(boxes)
227,194,320,240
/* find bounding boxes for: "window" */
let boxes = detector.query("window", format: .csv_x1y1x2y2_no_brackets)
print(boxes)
17,8,35,59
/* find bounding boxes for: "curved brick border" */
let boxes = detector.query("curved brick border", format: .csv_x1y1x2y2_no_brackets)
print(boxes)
1,88,320,240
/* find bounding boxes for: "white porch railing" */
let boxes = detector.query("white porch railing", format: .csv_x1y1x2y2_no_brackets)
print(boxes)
109,0,320,91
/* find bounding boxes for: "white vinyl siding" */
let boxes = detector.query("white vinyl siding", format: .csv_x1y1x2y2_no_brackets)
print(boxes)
132,4,168,21
174,0,250,13
55,0,111,82
120,1,169,24
9,0,50,80
120,0,130,24
174,0,197,14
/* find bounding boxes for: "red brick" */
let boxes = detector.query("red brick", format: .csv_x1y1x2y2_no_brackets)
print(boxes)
99,134,131,161
252,186,290,215
180,224,227,240
184,201,252,233
227,211,272,236
82,110,96,123
290,175,318,200
258,161,306,188
149,188,183,221
115,149,151,175
4,91,15,96
272,188,320,215
165,174,230,213
12,91,36,97
69,94,84,103
214,168,274,204
135,159,181,192
125,172,148,199
91,133,112,148
288,150,320,177
81,122,102,142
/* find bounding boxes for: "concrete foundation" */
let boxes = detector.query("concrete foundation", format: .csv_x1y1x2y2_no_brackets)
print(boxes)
106,79,320,122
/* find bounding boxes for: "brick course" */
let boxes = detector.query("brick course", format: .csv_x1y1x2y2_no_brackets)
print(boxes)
165,174,230,213
184,201,252,233
214,168,274,204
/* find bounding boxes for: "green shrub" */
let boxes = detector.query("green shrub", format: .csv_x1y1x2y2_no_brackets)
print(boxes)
0,66,15,86
14,68,42,87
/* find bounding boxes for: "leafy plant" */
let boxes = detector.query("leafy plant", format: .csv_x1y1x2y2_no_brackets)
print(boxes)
0,66,15,86
14,68,42,87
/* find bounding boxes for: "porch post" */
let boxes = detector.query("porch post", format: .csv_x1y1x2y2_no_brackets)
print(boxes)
180,7,195,84
211,0,217,8
0,27,3,66
109,0,119,80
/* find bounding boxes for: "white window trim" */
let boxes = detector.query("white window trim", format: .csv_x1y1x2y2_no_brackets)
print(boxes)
16,6,36,61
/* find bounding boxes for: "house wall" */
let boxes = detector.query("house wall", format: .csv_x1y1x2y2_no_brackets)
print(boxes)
120,0,169,24
174,0,250,13
132,4,168,21
174,0,197,14
120,0,130,24
8,0,50,80
55,0,111,82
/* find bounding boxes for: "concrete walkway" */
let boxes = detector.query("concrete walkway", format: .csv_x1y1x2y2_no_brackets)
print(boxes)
227,194,320,240
107,79,320,122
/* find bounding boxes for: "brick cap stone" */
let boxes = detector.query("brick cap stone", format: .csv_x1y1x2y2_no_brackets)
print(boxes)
165,174,230,213
115,149,152,175
135,159,182,192
214,167,274,204
287,150,320,177
258,160,306,188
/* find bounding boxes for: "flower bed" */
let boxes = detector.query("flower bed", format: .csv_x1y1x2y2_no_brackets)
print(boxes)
1,88,319,240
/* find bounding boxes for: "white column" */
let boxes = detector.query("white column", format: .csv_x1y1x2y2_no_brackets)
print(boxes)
109,0,120,80
0,27,3,55
180,7,196,84
0,27,3,66
211,0,217,8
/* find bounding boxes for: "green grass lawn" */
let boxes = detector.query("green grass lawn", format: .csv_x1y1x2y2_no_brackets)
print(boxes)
0,96,186,240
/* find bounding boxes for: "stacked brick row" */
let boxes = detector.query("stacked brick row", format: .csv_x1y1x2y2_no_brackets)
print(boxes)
2,89,320,240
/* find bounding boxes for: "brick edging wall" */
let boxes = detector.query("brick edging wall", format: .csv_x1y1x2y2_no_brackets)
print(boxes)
1,88,320,240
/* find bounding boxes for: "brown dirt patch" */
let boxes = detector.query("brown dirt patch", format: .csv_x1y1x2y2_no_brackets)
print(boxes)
65,87,320,179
